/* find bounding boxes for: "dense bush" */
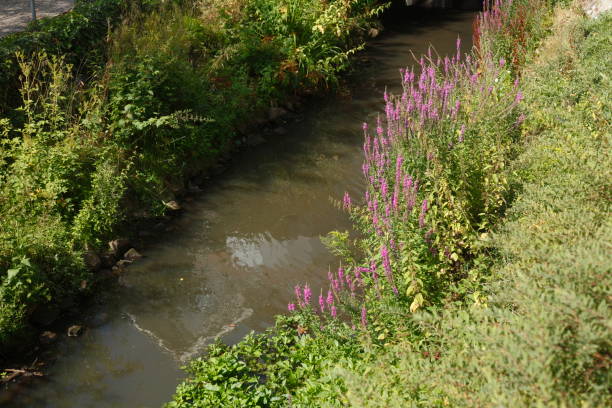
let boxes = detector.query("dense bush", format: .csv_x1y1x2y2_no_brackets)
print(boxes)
168,1,610,406
0,0,126,115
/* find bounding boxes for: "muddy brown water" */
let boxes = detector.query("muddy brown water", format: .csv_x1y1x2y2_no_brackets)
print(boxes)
4,9,475,408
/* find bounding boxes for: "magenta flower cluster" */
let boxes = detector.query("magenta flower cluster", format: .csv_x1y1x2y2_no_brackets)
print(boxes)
288,1,524,332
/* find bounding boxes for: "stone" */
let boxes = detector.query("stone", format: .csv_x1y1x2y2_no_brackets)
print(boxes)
108,238,131,257
67,325,84,337
368,28,380,38
39,331,57,345
116,259,133,268
124,248,143,261
83,250,101,272
164,200,181,211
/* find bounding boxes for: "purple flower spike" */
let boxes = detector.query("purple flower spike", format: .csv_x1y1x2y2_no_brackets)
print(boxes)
326,289,334,307
332,278,340,292
294,285,303,308
338,267,345,288
421,199,428,213
515,90,524,103
303,284,312,305
459,124,466,143
318,293,325,313
331,305,337,318
343,192,352,210
288,303,296,312
381,245,395,289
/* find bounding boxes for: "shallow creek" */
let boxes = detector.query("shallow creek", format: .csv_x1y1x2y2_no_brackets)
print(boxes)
6,9,474,407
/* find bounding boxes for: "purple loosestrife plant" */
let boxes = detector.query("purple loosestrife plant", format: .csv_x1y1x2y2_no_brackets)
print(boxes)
303,284,312,306
288,0,525,332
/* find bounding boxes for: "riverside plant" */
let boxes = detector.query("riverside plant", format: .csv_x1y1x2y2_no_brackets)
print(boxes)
289,4,525,328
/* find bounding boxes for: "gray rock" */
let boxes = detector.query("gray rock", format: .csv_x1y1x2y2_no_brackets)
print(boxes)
116,259,133,268
108,238,131,257
83,251,101,271
164,200,181,211
67,325,84,337
124,248,143,261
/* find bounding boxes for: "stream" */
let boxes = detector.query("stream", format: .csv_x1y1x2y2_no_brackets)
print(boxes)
5,8,475,408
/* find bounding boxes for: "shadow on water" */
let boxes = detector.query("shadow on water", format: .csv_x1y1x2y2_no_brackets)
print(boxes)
4,8,475,408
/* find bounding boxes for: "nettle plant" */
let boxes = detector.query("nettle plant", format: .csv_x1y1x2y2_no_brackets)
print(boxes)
290,37,524,328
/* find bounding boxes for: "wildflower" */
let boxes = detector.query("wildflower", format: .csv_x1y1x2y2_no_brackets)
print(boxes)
342,192,352,210
288,303,296,312
515,90,524,103
381,245,393,283
338,267,345,288
459,124,465,142
318,293,325,313
303,284,312,305
326,289,334,307
331,305,337,318
332,278,340,292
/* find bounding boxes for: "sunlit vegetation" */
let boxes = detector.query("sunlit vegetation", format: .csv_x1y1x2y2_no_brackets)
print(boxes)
0,0,386,351
167,1,611,406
